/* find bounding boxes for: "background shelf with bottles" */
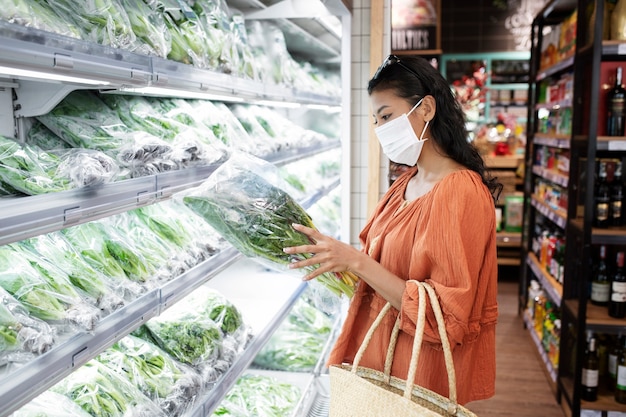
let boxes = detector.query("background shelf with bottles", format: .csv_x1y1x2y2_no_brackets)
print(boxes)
523,0,626,415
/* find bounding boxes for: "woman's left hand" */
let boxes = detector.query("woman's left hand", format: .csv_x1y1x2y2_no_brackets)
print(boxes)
283,223,362,281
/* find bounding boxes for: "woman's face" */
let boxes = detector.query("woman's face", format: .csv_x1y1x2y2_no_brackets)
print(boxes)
370,89,413,128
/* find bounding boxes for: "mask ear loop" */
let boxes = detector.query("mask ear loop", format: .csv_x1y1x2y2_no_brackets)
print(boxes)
407,98,424,115
419,120,430,141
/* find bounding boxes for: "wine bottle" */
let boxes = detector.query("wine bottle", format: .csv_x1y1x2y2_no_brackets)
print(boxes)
610,335,625,392
611,161,625,226
582,336,600,401
610,251,626,319
595,161,611,228
607,67,626,136
591,245,610,306
616,335,626,403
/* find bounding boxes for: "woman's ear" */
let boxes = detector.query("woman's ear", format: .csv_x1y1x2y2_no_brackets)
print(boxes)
419,95,436,121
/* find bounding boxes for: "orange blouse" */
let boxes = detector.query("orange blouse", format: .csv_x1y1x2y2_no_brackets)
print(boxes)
328,168,498,405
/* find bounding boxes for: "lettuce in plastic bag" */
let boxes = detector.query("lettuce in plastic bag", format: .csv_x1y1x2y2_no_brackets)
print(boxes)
51,359,167,417
96,335,203,416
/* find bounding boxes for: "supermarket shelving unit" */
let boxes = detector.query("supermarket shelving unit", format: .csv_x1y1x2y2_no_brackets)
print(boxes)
522,0,626,415
0,1,352,416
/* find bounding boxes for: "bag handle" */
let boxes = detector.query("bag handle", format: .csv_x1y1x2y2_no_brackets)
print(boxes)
350,280,458,409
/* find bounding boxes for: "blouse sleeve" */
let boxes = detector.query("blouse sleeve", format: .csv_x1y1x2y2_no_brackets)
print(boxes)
399,172,497,348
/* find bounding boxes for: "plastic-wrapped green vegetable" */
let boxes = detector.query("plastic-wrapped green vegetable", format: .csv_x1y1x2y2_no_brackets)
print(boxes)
96,335,203,416
61,221,153,286
254,299,332,372
1,0,82,38
11,390,93,417
51,359,167,417
179,153,357,298
19,232,125,315
0,286,54,357
0,244,100,330
211,373,301,417
0,135,70,195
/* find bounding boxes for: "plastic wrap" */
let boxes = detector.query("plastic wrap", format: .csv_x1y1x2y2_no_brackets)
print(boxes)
61,222,148,299
43,0,139,52
19,232,125,315
1,0,82,39
10,390,93,417
96,335,203,416
0,286,55,361
177,286,251,365
51,359,167,417
254,298,332,372
26,121,71,151
146,0,213,68
119,0,172,58
134,201,221,267
54,148,120,187
0,244,101,331
211,373,301,417
0,135,70,195
133,308,226,384
105,211,190,287
177,152,357,298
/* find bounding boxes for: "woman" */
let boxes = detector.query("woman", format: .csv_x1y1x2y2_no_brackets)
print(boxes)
284,55,501,405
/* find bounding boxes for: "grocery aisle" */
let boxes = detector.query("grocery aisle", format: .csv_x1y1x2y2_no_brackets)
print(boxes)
466,270,565,417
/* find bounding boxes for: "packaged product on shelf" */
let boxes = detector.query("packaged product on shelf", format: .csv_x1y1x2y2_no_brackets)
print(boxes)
504,194,524,232
19,232,125,316
118,0,172,58
60,222,148,299
0,286,55,361
177,152,358,298
132,303,228,384
0,0,82,39
44,0,139,51
95,335,203,417
253,298,333,372
0,244,101,331
211,373,301,417
50,359,167,417
9,390,92,417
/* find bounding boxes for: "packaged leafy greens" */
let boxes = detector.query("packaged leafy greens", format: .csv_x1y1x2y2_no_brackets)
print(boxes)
211,373,301,417
19,232,125,315
0,286,55,359
178,153,357,298
132,306,225,383
51,359,167,417
11,390,93,417
96,335,203,416
1,0,82,39
253,298,332,372
60,222,148,301
0,244,100,331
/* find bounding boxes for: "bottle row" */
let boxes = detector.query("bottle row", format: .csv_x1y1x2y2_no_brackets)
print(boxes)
589,244,626,319
581,332,626,404
531,217,566,284
594,159,625,228
527,279,561,370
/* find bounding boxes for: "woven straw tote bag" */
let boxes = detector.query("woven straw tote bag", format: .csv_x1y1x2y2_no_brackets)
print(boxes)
329,280,478,417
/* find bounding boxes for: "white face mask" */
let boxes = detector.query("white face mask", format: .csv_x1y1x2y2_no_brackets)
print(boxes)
374,98,429,166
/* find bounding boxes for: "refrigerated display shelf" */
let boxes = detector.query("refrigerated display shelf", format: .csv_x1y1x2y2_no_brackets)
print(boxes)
0,174,341,417
0,141,339,247
0,19,341,135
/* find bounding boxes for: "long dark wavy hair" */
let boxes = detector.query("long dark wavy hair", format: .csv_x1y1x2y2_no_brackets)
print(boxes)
368,55,502,202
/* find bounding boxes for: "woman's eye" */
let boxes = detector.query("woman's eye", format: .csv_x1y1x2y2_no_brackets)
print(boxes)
380,114,391,121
